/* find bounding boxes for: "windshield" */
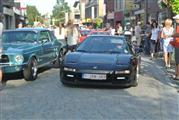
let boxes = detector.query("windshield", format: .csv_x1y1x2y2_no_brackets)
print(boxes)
90,31,110,35
77,36,130,54
80,30,90,36
2,31,37,43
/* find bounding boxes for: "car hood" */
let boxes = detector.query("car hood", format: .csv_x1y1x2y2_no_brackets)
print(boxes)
2,43,36,53
64,52,132,70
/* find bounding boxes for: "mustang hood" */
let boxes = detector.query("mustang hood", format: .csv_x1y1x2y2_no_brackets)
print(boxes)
64,52,132,70
3,43,36,53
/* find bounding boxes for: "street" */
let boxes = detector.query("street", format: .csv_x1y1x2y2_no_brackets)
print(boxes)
0,56,179,120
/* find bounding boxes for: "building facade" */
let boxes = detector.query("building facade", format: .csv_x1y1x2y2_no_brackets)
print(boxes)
0,0,26,29
0,0,15,29
133,0,164,25
85,0,105,23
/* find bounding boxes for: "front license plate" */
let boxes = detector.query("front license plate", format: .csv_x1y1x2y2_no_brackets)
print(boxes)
82,74,106,80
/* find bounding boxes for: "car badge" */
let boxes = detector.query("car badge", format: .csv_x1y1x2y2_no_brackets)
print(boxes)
93,66,97,69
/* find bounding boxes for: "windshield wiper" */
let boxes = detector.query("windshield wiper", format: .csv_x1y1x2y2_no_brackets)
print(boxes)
76,50,87,52
106,51,121,54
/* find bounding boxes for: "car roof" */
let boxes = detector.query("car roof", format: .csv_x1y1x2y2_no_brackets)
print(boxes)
3,28,49,33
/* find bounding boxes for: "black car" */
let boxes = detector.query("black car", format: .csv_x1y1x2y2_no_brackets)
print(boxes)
60,35,141,87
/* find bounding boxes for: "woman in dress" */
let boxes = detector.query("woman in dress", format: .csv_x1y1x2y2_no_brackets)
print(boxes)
161,19,174,68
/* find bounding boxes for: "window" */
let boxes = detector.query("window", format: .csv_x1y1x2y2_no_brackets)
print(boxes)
39,31,51,42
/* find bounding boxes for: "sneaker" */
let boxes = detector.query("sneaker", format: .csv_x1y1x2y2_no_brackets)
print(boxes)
168,64,171,68
173,75,179,81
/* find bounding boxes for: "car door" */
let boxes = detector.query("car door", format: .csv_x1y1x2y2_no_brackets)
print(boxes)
39,30,54,63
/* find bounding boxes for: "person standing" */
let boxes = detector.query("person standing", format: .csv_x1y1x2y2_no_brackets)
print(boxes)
54,23,66,40
150,21,160,60
65,20,80,53
170,14,179,80
115,23,123,35
134,22,142,46
18,22,23,28
161,19,174,68
0,14,4,90
144,22,151,55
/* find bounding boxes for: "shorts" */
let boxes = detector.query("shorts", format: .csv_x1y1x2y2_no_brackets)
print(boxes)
175,48,179,64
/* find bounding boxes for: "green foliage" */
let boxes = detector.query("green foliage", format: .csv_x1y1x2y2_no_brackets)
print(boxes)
26,5,41,26
160,0,179,14
95,18,103,28
52,0,70,25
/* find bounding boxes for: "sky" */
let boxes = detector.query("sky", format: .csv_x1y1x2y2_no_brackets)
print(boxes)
20,0,75,15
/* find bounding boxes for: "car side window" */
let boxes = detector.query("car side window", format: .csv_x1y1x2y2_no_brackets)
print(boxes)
39,31,51,43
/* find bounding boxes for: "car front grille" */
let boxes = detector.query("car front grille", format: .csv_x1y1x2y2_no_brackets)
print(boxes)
0,54,9,63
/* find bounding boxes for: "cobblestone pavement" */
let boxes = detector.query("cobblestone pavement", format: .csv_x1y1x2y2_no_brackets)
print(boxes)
0,57,178,120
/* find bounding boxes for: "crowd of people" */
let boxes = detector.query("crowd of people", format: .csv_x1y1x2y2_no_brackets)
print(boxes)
143,15,179,80
0,14,179,90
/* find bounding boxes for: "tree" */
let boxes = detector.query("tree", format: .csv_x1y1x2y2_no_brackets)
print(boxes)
95,18,103,28
52,0,70,25
26,5,41,26
159,0,179,14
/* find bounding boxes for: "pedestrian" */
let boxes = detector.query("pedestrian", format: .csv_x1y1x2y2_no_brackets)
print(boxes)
0,13,4,90
134,22,142,46
150,21,160,60
144,22,151,55
170,14,179,80
115,22,123,35
158,23,164,52
54,23,66,40
17,22,23,28
123,22,133,44
65,20,80,53
104,23,112,34
161,19,174,68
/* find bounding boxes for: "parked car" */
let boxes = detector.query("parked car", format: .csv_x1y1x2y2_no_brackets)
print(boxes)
60,35,141,87
79,30,90,42
1,28,64,81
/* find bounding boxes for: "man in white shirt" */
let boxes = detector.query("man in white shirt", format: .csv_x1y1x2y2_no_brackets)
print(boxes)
0,13,3,90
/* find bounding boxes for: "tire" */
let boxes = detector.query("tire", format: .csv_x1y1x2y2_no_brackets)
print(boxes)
23,58,38,81
54,50,64,68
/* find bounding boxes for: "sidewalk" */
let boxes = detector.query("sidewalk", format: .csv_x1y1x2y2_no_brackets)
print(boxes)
146,53,179,91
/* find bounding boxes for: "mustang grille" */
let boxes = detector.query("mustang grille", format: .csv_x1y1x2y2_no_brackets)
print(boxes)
0,55,9,63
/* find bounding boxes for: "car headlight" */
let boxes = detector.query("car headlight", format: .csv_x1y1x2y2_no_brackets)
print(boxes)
64,67,76,72
14,55,24,64
115,70,130,74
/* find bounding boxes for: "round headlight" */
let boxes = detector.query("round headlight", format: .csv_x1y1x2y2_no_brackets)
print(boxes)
14,55,24,64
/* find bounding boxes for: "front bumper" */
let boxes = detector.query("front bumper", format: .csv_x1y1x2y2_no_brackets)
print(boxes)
60,69,135,87
0,63,26,73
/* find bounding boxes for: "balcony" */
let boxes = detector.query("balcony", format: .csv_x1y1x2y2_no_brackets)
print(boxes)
3,0,14,7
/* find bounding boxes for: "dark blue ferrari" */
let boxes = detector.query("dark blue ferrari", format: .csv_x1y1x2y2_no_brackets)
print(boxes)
60,35,141,87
